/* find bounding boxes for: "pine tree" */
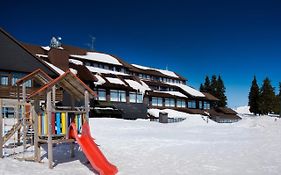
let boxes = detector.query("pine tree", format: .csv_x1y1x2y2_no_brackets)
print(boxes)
200,83,204,92
216,75,227,107
248,76,260,115
200,76,211,93
210,75,218,97
273,82,281,115
259,77,275,115
204,76,212,93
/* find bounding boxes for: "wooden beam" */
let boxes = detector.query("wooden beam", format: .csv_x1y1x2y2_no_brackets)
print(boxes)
33,99,40,162
84,90,89,123
0,99,3,158
47,90,53,169
22,83,27,152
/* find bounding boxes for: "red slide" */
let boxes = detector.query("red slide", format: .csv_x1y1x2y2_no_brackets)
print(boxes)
69,122,118,175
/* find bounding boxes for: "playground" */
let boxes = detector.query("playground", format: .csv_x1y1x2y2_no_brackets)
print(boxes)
1,69,118,175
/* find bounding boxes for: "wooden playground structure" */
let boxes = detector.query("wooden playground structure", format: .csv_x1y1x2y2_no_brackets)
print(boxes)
0,69,95,169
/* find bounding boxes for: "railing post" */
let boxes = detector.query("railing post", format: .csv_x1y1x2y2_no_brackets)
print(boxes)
47,90,53,169
84,90,89,123
22,83,27,153
0,99,3,158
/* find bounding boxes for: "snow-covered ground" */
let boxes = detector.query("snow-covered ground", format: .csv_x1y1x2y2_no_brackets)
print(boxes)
1,114,281,175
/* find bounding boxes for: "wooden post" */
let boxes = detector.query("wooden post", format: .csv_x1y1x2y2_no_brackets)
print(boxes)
84,91,89,123
0,99,3,158
47,90,53,169
52,86,56,106
33,99,39,162
22,83,27,152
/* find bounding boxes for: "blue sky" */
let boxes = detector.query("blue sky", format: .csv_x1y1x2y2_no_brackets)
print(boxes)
1,0,281,108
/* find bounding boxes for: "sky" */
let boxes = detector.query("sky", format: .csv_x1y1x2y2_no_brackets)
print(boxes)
1,0,281,108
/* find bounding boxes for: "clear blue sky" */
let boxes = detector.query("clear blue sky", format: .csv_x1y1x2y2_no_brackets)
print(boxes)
1,0,281,108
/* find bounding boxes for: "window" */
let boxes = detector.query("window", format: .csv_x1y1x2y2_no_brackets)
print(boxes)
199,101,203,109
97,89,106,101
203,101,210,109
110,90,126,102
129,92,136,103
0,76,8,86
188,100,196,109
177,99,186,108
85,62,91,66
129,92,143,103
152,97,163,106
165,98,175,107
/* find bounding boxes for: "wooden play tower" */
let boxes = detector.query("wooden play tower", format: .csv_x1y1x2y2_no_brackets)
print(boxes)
1,69,96,168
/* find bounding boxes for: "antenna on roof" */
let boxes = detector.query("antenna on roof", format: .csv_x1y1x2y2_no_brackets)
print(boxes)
86,35,96,51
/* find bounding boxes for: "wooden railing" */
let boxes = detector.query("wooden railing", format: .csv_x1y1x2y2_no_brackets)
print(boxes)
0,85,63,101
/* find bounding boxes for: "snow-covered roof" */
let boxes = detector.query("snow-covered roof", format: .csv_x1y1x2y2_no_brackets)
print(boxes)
86,66,128,75
132,64,179,78
43,61,65,75
154,91,188,98
69,68,77,74
148,108,190,118
35,54,48,58
69,59,83,65
41,46,50,51
106,77,126,85
167,83,205,97
94,74,106,85
71,52,122,66
124,79,151,94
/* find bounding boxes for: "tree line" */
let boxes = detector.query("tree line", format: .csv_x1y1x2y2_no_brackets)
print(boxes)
200,75,227,107
248,76,281,115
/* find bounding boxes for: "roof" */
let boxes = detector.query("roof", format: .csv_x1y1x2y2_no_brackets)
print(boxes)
0,28,59,77
16,69,53,86
148,91,187,99
202,92,219,101
28,71,96,101
216,107,238,115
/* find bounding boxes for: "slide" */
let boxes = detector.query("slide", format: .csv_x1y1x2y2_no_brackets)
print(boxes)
69,122,118,175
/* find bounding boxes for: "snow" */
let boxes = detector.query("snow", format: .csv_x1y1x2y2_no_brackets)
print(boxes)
71,52,122,66
124,79,150,94
148,108,193,118
70,68,77,75
167,82,205,97
35,54,48,58
69,59,83,65
94,74,106,85
1,116,281,175
41,46,50,51
154,90,187,98
132,64,179,78
105,77,126,85
235,106,252,114
94,107,117,110
43,61,65,75
86,66,128,75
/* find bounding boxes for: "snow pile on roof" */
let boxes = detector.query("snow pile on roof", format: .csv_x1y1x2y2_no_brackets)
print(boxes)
69,68,77,74
86,66,128,75
124,79,151,94
148,108,191,118
43,61,64,75
41,46,50,51
35,54,48,58
69,59,83,65
106,77,126,85
154,91,187,98
167,83,205,97
132,64,179,78
235,106,252,114
71,52,122,66
94,74,106,85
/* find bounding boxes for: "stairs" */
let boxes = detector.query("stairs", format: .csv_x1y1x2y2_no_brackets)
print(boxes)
2,120,23,144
